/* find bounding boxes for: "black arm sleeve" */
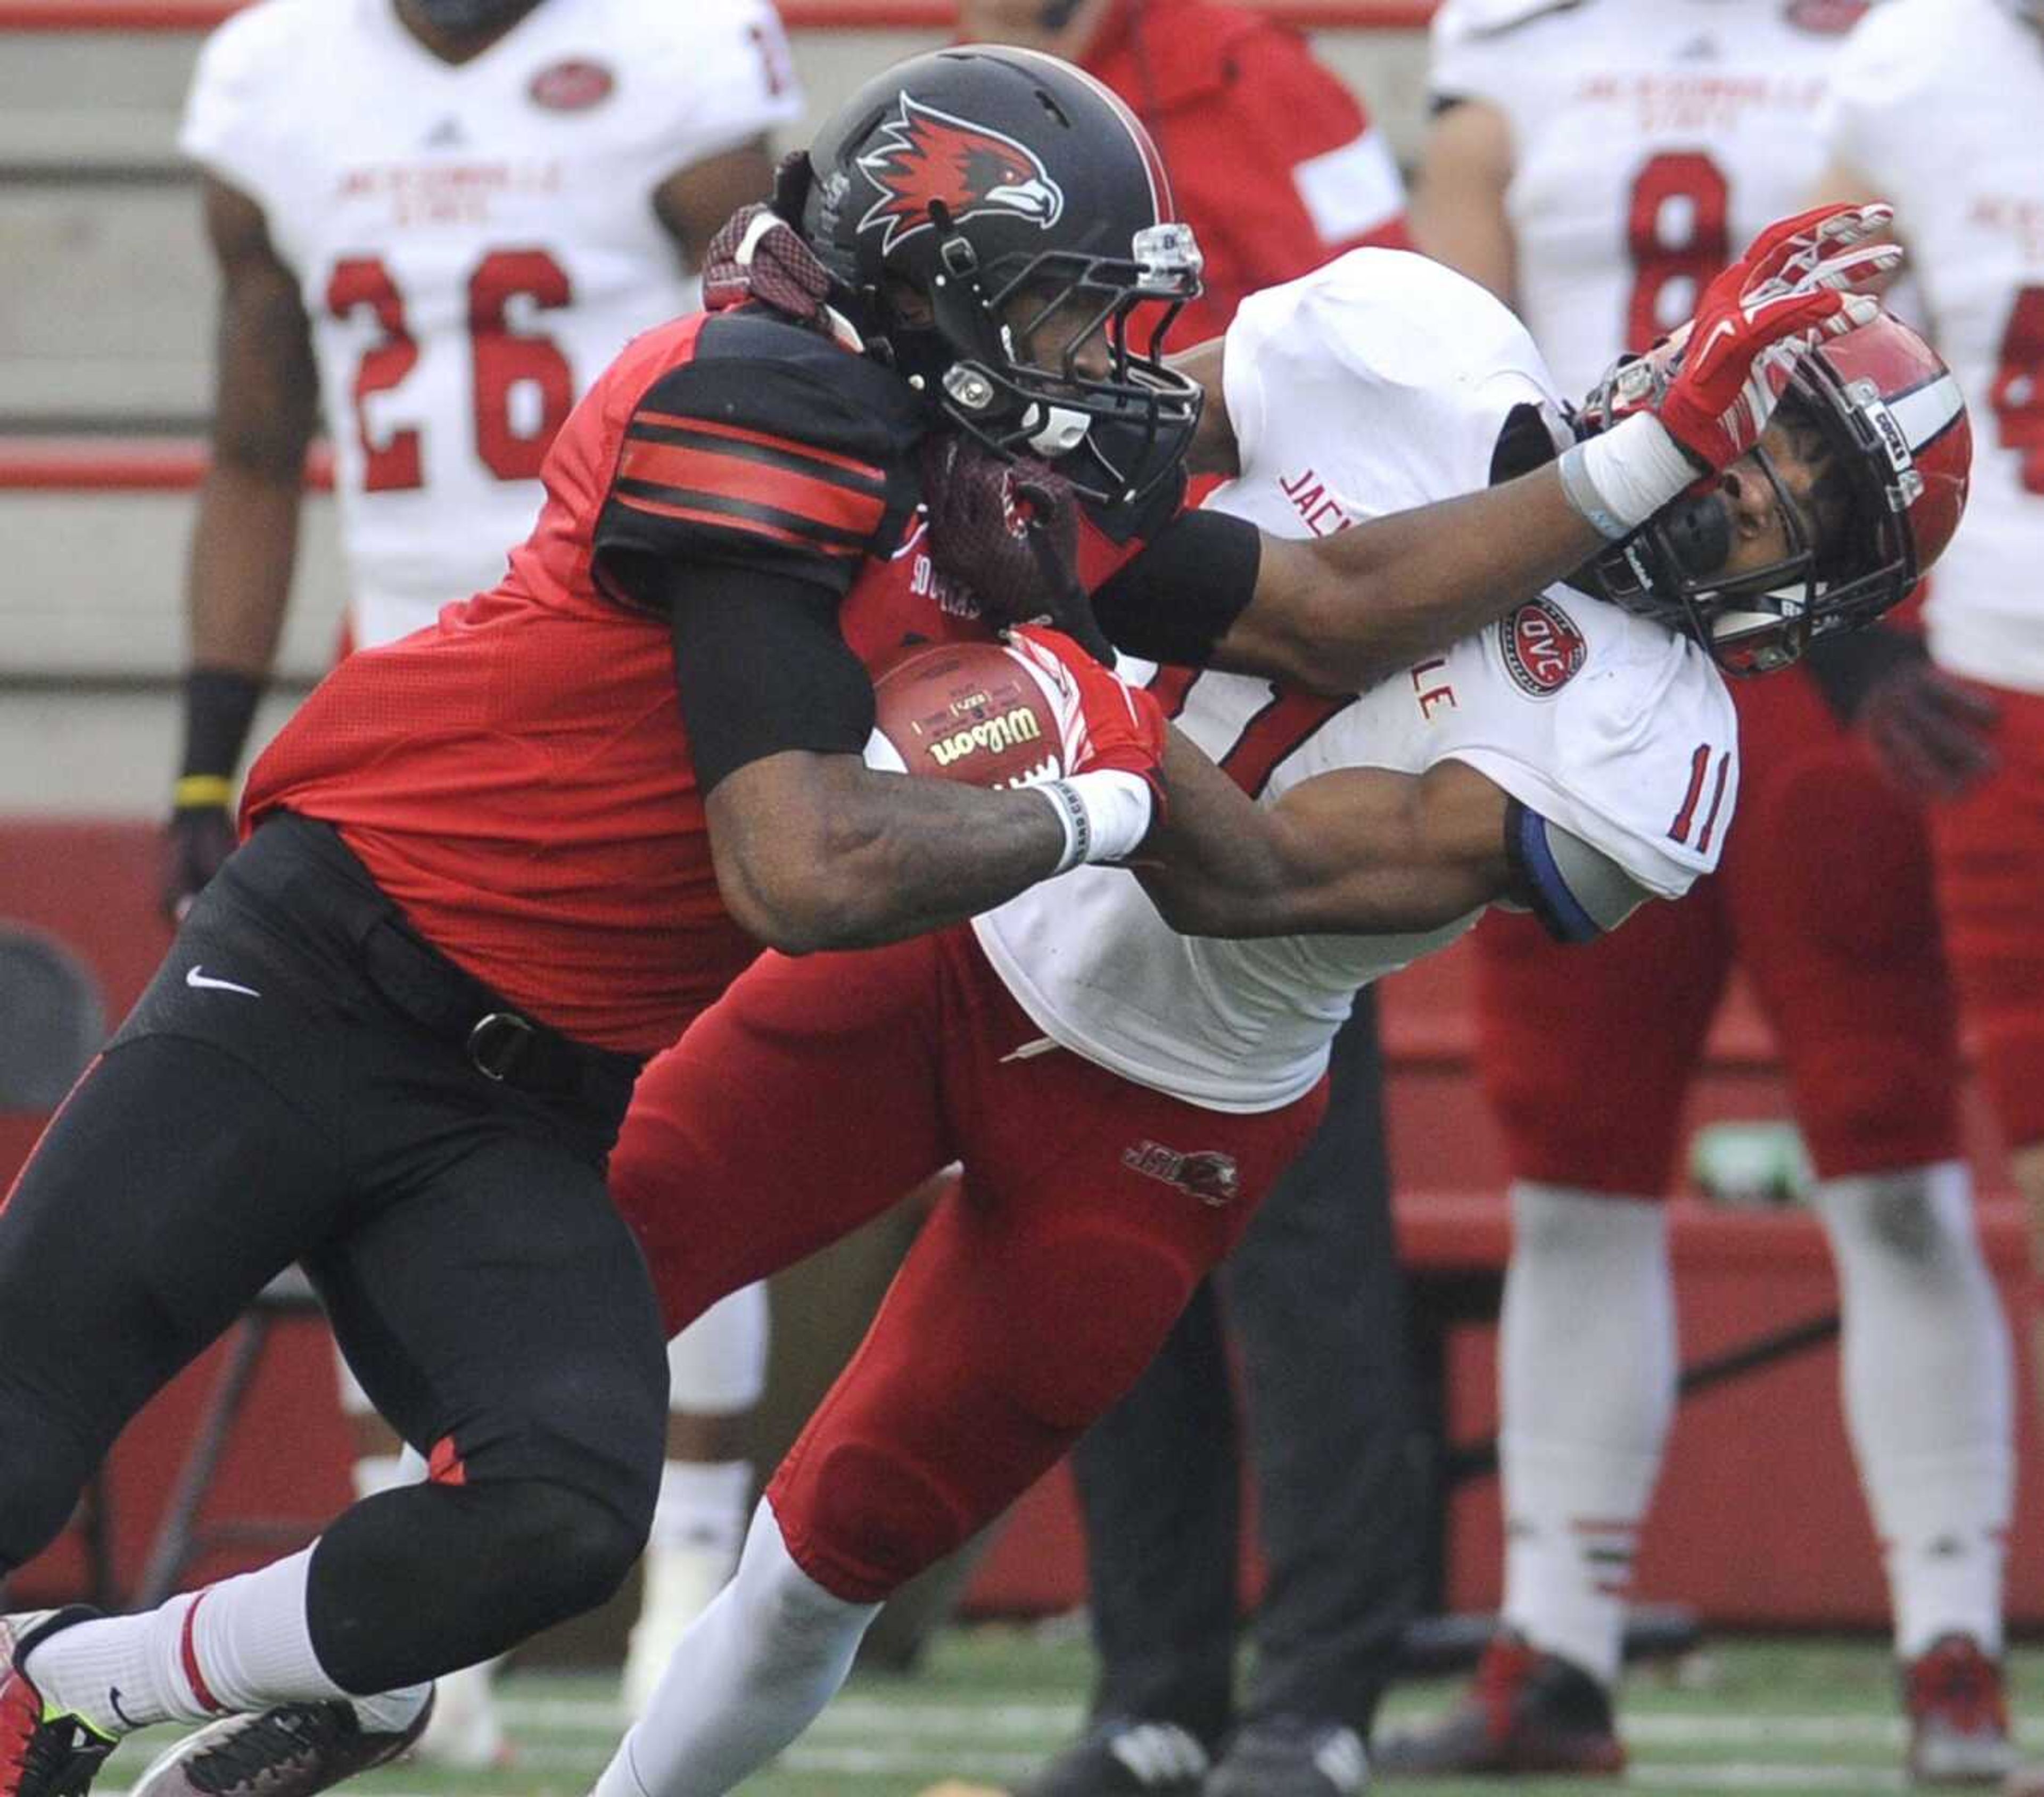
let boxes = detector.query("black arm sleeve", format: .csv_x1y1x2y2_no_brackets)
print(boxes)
1091,507,1264,667
614,553,876,797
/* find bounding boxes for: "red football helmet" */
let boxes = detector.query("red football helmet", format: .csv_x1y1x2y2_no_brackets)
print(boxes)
1582,311,1972,675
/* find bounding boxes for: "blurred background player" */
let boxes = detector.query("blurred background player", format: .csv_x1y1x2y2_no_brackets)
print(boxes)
166,0,802,1757
1384,0,2018,1784
1814,8,2044,1787
947,5,1421,1794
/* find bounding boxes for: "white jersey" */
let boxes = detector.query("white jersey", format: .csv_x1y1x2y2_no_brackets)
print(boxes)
1820,0,2044,693
180,0,801,648
972,252,1737,1112
1429,0,1863,400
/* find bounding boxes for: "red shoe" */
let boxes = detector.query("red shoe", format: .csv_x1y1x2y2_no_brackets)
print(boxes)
1905,1635,2016,1787
1373,1633,1626,1777
0,1611,117,1797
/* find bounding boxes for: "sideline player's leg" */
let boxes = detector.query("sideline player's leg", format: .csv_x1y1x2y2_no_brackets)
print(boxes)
1931,681,2044,1383
622,1284,771,1713
1377,891,1730,1779
1219,993,1413,1794
592,930,1325,1797
1020,1001,1409,1797
1734,673,2015,1786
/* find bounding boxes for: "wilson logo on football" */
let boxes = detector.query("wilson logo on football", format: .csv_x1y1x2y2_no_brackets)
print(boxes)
1501,597,1587,697
855,95,1065,254
927,704,1045,769
528,59,614,111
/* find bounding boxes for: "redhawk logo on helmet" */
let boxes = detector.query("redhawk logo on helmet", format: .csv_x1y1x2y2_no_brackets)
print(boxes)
855,97,1067,254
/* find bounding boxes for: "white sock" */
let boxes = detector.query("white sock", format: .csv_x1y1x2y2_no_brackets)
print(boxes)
664,1284,769,1414
1811,1161,2014,1658
1498,1183,1676,1688
623,1462,756,1712
26,1548,350,1734
649,1460,753,1559
594,1501,879,1797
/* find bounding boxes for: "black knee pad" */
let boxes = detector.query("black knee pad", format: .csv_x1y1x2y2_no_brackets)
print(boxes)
308,1476,649,1693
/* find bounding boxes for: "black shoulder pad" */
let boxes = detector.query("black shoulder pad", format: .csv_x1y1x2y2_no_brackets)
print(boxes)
595,313,927,611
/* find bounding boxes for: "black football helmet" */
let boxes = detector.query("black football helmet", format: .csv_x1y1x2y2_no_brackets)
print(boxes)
791,45,1205,513
1576,312,1971,675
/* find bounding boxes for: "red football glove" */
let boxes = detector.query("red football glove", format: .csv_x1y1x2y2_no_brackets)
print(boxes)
1004,624,1166,787
1620,204,1900,473
1003,625,1168,865
1862,662,2000,802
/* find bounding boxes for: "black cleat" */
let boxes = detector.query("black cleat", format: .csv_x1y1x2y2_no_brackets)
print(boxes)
1206,1717,1369,1795
0,1611,118,1797
127,1693,433,1797
1015,1719,1212,1796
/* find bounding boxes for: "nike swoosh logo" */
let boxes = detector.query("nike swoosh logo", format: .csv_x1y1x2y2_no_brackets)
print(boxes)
108,1687,142,1731
186,966,261,999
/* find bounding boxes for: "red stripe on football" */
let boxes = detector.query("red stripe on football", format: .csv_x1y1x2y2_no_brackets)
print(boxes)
867,642,1064,789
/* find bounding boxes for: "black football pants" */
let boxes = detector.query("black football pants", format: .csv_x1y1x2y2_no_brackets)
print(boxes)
1071,995,1422,1746
0,815,670,1691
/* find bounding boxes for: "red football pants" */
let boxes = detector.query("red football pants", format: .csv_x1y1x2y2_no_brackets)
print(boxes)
1931,680,2044,1151
612,924,1328,1601
1475,665,1962,1193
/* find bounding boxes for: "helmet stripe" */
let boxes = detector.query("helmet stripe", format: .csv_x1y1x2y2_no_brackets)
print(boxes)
1888,372,1966,452
994,45,1175,223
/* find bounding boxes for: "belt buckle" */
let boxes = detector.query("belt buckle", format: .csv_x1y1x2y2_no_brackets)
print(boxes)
467,1011,535,1082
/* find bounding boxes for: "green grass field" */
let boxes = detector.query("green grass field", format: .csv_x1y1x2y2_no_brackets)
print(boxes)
101,1630,2044,1797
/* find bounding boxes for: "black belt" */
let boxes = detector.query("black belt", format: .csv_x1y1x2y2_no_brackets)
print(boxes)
239,814,644,1108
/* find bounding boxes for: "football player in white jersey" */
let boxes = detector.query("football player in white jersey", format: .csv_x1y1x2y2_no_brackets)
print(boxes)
573,245,1964,1797
1815,16,2044,1791
164,0,801,1761
1396,0,2018,1780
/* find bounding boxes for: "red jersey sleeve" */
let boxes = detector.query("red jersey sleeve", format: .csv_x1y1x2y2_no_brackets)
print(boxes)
1150,26,1410,341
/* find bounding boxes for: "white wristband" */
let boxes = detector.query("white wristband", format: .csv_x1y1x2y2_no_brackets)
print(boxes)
1559,413,1703,541
1036,770,1155,874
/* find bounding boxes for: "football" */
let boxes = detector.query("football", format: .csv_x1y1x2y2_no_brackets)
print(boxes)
867,641,1064,789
